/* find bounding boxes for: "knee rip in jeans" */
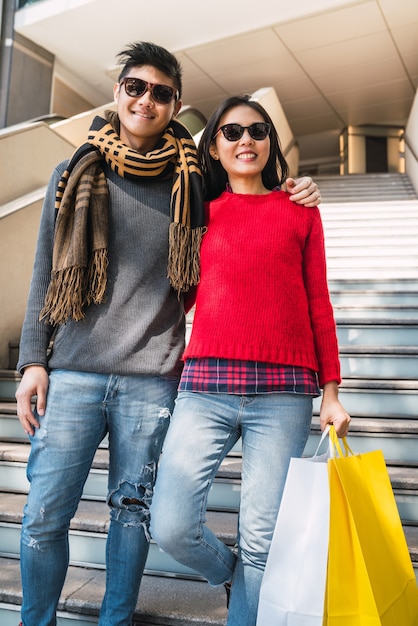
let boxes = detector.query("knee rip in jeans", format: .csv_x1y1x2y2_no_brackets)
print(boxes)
108,463,155,536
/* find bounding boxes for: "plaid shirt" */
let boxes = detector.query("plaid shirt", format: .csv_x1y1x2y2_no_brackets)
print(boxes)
179,358,320,396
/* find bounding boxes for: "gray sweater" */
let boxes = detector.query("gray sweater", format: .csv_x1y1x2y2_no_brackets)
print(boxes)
17,160,186,379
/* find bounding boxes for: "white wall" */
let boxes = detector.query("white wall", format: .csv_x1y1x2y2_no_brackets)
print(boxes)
405,88,418,194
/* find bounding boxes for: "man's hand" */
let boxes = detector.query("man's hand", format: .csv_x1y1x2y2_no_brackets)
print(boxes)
286,176,321,207
15,365,49,436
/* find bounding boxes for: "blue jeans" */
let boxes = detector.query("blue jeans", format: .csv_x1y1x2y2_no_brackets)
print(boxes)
20,369,178,626
151,391,312,626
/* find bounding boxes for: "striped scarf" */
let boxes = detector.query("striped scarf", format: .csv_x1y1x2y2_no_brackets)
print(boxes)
40,110,206,325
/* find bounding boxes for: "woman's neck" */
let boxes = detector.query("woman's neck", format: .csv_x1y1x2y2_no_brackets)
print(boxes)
227,177,271,195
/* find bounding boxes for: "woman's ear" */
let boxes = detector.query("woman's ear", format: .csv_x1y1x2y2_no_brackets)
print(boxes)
209,144,219,160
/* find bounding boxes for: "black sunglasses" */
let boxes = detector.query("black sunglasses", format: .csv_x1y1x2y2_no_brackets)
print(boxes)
119,77,179,105
213,122,271,142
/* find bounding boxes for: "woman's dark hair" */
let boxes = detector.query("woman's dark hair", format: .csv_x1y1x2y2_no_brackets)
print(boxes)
197,95,289,201
117,41,183,97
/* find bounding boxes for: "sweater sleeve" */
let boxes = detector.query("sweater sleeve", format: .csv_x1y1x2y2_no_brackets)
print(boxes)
16,163,67,373
302,208,341,387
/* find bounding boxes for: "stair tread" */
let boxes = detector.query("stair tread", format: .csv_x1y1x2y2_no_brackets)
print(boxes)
0,557,228,626
310,416,418,435
0,492,238,540
1,434,418,491
340,378,418,390
339,346,418,355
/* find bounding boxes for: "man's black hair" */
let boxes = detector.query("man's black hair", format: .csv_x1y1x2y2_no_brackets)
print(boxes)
117,41,182,97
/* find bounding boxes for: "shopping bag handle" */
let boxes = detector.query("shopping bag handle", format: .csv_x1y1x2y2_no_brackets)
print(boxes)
314,425,354,458
329,424,354,458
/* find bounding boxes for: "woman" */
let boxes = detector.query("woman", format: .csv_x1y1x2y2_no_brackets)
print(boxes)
150,95,350,626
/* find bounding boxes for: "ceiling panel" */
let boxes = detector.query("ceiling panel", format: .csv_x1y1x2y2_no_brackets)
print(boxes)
295,31,400,74
182,76,227,102
287,112,345,136
391,23,418,59
341,96,414,126
272,77,325,104
185,30,289,73
379,0,418,27
311,57,410,94
206,56,305,90
279,95,337,119
327,78,414,109
275,2,387,51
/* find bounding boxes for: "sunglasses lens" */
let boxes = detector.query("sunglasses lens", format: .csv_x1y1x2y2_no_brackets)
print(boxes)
249,123,270,140
123,78,147,97
153,84,176,104
219,123,270,141
222,124,243,141
122,78,177,103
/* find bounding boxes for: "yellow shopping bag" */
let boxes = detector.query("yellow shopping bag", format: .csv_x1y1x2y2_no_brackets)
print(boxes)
324,427,418,625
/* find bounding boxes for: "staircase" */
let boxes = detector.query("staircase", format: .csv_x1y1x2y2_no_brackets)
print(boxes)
315,172,418,203
1,173,418,625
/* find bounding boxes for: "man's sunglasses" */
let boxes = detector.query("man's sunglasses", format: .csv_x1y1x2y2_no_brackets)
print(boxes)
213,122,271,142
119,77,179,104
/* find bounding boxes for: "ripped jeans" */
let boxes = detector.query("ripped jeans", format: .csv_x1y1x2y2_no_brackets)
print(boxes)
20,369,177,626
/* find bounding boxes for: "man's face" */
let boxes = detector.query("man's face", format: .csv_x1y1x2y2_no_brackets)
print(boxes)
114,64,182,153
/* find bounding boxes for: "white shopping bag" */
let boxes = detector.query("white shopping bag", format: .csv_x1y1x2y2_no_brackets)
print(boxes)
256,431,330,626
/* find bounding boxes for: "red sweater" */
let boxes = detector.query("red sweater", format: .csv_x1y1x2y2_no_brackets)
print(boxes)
184,190,341,387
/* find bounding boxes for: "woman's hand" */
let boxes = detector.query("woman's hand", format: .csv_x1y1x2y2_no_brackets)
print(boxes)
319,381,351,438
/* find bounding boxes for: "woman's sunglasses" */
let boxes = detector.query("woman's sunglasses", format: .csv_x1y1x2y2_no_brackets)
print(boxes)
213,122,271,142
119,77,179,105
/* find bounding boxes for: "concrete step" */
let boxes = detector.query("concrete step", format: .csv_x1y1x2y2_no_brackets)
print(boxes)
315,175,418,203
339,348,418,380
327,256,418,269
338,306,417,320
0,440,240,512
326,245,418,258
2,414,418,510
331,290,418,306
337,322,418,347
0,371,20,402
2,378,418,442
0,492,236,577
328,278,418,292
325,227,418,239
327,267,418,280
0,481,416,560
323,214,418,227
313,379,418,421
319,200,418,215
0,557,228,626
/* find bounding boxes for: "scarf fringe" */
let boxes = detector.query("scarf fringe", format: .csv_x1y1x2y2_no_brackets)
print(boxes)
86,248,108,305
168,223,207,296
39,249,108,325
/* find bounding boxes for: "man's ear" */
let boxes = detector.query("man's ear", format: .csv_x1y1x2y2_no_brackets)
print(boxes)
173,99,182,118
113,83,120,103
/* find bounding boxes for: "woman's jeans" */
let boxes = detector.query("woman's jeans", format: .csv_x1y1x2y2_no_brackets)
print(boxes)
151,391,313,626
20,369,178,626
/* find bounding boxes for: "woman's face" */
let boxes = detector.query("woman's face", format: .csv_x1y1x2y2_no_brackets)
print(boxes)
209,105,270,185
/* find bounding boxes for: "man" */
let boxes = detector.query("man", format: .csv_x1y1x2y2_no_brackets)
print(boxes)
15,41,321,626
